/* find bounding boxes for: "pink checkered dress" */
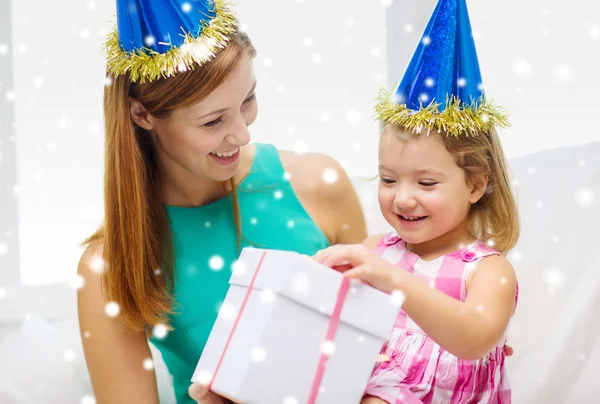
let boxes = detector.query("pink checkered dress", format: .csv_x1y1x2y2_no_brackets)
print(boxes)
364,233,513,404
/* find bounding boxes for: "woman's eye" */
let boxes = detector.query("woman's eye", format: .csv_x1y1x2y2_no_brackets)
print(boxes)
203,117,223,128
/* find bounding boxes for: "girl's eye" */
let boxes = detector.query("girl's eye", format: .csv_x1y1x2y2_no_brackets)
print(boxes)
380,178,395,184
419,181,438,187
203,117,223,128
243,94,256,104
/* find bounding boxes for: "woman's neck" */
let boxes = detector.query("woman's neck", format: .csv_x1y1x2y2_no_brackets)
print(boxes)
159,145,254,207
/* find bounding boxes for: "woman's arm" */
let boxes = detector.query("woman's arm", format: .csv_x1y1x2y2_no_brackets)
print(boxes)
282,150,367,245
78,244,160,404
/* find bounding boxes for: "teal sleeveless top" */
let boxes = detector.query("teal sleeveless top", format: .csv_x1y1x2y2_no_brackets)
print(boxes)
150,143,330,403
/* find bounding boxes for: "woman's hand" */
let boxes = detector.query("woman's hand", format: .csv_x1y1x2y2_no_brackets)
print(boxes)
188,384,228,403
313,244,403,294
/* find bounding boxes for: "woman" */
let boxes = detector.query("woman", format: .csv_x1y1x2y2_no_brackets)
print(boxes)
77,1,366,403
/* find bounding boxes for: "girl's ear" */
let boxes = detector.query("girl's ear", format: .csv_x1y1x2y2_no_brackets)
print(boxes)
469,173,488,204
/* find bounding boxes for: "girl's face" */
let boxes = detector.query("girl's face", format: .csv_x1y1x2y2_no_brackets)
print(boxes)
377,125,486,247
145,53,258,183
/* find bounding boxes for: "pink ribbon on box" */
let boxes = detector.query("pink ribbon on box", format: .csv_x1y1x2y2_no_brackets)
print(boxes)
307,276,350,403
210,252,351,404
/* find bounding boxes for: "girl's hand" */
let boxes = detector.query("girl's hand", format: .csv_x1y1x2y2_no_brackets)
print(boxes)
188,384,228,403
313,244,402,294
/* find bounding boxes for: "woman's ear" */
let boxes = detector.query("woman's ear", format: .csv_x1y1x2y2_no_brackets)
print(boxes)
129,99,154,130
469,174,489,204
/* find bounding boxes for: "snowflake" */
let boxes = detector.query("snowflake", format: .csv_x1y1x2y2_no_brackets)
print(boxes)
0,242,8,255
87,1,96,10
381,0,394,7
276,84,287,94
144,35,156,46
535,200,543,209
83,331,92,338
293,140,308,155
89,255,106,274
588,25,599,39
250,217,258,225
143,358,154,371
575,187,594,207
5,91,15,101
231,260,246,275
283,397,299,404
80,28,90,39
346,110,361,124
64,350,76,362
346,18,355,27
424,78,435,88
194,370,213,386
391,290,405,306
476,305,485,313
181,2,192,13
357,335,365,343
287,220,295,229
69,275,85,290
371,47,381,57
0,288,7,299
251,347,266,362
302,37,313,47
218,301,236,319
0,44,8,55
262,57,273,68
153,323,168,339
457,77,467,87
209,255,224,271
404,25,413,33
33,76,44,87
544,268,564,288
312,53,323,64
321,340,336,356
291,272,309,294
422,36,431,45
274,190,283,200
260,289,276,304
509,250,522,262
554,65,572,83
322,168,338,184
105,302,120,317
81,395,96,404
419,93,430,103
512,59,532,79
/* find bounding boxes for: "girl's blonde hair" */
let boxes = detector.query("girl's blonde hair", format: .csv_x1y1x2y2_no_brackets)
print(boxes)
387,124,520,255
85,30,256,331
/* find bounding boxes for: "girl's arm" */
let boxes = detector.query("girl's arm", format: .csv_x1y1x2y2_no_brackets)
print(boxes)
395,255,517,360
314,245,517,360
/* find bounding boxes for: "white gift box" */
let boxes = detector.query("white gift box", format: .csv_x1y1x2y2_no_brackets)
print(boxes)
192,247,402,404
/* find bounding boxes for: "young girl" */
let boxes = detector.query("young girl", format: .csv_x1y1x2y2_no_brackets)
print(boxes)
314,0,519,402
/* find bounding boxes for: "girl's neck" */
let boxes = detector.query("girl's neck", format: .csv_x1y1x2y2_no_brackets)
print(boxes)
404,219,475,261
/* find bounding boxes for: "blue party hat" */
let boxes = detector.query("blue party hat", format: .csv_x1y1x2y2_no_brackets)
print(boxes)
375,0,508,136
105,0,237,83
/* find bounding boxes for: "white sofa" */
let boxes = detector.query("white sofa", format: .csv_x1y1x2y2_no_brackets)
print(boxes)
1,142,599,403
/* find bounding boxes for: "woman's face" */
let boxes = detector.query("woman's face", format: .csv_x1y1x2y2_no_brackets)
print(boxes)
147,52,258,183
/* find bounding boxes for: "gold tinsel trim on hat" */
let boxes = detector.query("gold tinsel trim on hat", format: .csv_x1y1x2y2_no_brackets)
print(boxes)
374,87,510,137
104,0,237,83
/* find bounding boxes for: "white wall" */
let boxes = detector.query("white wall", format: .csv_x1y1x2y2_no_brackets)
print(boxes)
1,0,599,300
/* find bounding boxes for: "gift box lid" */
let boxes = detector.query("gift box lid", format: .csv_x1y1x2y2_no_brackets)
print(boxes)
228,248,402,339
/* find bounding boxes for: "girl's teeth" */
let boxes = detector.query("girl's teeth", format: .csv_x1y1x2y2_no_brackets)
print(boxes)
213,149,238,158
402,215,423,221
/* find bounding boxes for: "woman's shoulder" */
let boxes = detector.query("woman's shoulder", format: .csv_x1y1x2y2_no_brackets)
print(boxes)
277,149,350,195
